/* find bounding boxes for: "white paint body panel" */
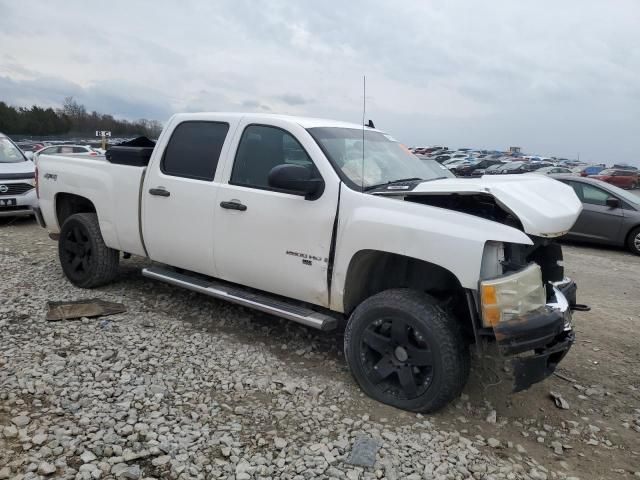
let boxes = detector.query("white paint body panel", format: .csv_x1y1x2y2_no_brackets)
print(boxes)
36,112,581,314
329,187,532,310
37,155,146,256
213,116,338,307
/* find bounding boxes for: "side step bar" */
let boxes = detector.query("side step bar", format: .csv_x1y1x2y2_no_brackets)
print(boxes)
142,265,338,331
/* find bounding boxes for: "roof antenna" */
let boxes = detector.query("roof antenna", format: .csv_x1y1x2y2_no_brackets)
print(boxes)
361,75,366,193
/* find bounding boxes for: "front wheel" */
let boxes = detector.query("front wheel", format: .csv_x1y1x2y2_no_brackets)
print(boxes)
58,213,119,288
344,289,470,412
627,226,640,256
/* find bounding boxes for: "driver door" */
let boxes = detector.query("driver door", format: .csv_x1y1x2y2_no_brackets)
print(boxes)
213,120,339,307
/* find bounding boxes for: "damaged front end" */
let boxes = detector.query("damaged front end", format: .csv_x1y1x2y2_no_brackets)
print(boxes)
476,240,586,392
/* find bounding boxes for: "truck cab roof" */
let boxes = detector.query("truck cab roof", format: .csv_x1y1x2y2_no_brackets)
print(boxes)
169,112,381,132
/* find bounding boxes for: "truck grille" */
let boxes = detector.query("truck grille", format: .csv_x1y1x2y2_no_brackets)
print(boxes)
0,183,34,196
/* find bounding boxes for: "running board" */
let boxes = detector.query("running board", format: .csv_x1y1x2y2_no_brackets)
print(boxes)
142,265,338,331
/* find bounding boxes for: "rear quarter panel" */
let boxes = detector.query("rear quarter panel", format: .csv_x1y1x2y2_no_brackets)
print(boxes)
38,155,146,256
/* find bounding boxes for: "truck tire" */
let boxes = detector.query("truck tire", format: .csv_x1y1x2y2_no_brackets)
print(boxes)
627,226,640,256
344,289,470,413
58,213,119,288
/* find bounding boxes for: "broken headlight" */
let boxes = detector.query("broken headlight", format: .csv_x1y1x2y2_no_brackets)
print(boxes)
480,264,546,327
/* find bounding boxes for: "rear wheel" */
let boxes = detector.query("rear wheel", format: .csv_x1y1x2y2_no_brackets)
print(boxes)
631,181,638,190
58,213,119,288
344,289,469,412
627,226,640,256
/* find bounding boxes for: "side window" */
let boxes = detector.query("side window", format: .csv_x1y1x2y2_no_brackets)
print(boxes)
73,147,87,153
162,121,229,181
564,181,583,200
231,125,319,189
60,146,73,154
581,184,611,206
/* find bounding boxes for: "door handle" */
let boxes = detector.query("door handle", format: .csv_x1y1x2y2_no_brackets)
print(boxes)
149,188,170,197
220,201,247,211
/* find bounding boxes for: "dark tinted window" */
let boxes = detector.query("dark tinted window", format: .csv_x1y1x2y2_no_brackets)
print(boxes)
73,147,87,153
231,125,318,189
162,121,229,181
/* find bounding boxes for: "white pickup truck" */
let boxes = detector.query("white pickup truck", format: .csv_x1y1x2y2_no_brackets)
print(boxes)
35,113,584,412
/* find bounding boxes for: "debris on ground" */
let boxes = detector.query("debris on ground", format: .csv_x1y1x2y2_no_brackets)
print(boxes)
45,298,126,321
346,435,380,467
550,391,570,409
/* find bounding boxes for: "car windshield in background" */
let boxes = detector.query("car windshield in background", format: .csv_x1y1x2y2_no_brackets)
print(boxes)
504,162,524,170
0,138,27,163
598,169,615,175
308,127,448,189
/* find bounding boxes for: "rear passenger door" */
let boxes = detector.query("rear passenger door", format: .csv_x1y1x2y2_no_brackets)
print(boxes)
143,119,235,277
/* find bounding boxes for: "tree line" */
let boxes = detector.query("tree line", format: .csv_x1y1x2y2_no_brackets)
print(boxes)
0,97,163,138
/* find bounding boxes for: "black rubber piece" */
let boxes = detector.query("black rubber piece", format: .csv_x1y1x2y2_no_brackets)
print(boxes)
344,289,470,413
627,226,640,256
58,213,119,288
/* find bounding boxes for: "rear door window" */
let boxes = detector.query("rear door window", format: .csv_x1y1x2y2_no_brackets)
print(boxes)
162,121,230,181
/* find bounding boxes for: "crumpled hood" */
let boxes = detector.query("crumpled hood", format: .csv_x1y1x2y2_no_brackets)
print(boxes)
402,175,583,237
0,160,34,176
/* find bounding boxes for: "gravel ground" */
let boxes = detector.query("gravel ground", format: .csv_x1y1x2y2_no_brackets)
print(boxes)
1,217,639,480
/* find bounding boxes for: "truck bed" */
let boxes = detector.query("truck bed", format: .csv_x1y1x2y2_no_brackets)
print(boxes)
37,154,147,257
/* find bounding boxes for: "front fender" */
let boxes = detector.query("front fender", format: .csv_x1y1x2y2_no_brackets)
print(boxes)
331,187,532,312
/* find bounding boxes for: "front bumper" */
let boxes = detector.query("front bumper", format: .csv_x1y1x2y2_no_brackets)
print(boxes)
0,182,37,217
493,280,576,392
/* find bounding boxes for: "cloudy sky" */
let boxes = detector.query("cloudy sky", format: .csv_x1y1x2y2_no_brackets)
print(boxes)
1,0,639,164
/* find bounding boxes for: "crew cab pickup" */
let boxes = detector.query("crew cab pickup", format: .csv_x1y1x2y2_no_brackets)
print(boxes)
35,113,584,412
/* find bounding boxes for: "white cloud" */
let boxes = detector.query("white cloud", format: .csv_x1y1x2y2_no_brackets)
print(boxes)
0,0,638,163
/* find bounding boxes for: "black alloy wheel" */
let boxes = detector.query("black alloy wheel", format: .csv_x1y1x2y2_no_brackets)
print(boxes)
360,317,434,400
344,289,469,412
58,213,119,288
62,223,93,279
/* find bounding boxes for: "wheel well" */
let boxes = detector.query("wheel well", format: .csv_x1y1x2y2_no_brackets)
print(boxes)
55,193,97,228
626,224,640,245
343,250,466,313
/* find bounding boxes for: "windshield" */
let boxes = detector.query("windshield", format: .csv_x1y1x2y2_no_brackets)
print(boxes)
308,127,449,188
0,138,27,163
598,169,615,175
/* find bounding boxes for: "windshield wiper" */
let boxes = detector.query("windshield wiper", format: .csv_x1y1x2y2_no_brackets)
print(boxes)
423,176,448,182
364,177,423,192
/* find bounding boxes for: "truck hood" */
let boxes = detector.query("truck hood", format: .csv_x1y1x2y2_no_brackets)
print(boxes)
0,160,34,177
386,175,582,237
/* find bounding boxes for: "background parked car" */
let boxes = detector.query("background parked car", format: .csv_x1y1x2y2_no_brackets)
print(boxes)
0,133,38,217
551,175,640,255
589,169,639,189
451,158,504,177
573,165,606,177
15,141,45,154
527,166,574,175
33,144,100,161
486,161,552,174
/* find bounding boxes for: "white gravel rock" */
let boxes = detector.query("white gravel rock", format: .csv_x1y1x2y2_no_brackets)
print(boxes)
0,245,571,480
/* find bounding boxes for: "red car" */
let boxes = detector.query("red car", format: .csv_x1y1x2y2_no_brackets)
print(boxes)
589,169,639,189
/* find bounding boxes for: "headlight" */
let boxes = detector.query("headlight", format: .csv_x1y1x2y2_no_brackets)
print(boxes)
480,264,546,327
